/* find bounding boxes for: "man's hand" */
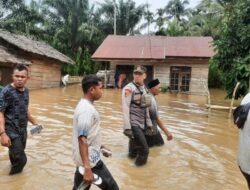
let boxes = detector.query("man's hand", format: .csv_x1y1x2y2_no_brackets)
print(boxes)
83,167,94,184
123,129,133,138
101,147,112,157
1,133,11,147
166,132,173,141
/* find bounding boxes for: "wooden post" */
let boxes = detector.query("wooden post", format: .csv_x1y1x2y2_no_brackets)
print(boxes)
228,82,240,118
203,81,211,114
104,63,107,88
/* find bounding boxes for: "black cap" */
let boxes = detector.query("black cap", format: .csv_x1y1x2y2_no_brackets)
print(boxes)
148,79,160,89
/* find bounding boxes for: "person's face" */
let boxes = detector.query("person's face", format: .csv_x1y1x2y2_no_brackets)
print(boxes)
151,84,161,95
12,69,29,89
91,81,103,101
133,72,146,85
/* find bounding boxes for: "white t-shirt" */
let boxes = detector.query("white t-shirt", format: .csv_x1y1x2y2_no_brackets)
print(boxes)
238,93,250,174
72,98,101,167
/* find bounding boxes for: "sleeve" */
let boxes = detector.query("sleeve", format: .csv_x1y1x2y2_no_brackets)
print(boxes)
0,88,9,112
149,96,159,119
122,85,132,130
76,111,94,138
241,93,250,105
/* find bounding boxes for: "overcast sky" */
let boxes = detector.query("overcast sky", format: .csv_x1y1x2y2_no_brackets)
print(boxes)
91,0,202,11
90,0,202,34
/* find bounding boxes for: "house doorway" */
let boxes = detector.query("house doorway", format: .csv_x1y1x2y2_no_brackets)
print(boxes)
170,66,191,92
0,66,12,86
116,65,153,87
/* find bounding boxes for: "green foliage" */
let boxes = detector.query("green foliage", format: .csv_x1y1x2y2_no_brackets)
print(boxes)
185,0,223,39
160,86,169,93
97,0,146,35
165,0,190,22
166,19,185,36
208,59,223,88
0,0,45,38
214,0,250,99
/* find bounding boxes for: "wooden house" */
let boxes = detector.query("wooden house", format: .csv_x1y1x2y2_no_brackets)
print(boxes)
0,29,74,89
92,35,214,95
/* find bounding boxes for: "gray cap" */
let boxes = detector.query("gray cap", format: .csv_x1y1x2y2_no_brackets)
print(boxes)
133,65,147,73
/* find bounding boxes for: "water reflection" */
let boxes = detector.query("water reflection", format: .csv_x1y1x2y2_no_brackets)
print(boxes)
0,85,247,190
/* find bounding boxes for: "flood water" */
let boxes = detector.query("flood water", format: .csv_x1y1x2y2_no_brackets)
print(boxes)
0,84,247,190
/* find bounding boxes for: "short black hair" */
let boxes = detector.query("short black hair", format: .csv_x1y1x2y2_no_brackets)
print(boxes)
82,75,102,93
13,64,29,73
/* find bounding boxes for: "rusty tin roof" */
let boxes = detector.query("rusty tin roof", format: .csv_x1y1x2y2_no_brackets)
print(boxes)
92,35,214,61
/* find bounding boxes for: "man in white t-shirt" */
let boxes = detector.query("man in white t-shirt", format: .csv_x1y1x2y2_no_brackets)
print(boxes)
72,75,119,190
238,92,250,189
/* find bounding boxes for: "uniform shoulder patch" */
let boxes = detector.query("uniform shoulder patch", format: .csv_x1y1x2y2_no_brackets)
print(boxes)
124,88,132,97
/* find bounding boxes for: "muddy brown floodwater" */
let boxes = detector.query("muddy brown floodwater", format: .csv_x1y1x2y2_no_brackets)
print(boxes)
0,85,247,190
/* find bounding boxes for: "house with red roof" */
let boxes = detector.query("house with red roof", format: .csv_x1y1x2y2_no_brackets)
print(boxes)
92,35,214,95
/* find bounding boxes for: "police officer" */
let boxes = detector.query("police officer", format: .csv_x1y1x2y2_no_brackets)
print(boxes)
122,65,152,166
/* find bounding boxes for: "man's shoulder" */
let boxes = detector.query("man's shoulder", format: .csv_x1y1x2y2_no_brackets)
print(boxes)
123,82,137,91
75,99,96,113
1,84,12,94
241,93,250,105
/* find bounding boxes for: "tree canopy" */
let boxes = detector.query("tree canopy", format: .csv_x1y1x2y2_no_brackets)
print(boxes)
213,0,250,98
1,0,250,99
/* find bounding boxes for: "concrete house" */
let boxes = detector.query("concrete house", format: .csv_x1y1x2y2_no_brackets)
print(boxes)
0,29,74,89
92,35,214,95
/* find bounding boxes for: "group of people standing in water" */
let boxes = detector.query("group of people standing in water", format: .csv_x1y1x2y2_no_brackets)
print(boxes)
2,64,250,190
72,65,173,189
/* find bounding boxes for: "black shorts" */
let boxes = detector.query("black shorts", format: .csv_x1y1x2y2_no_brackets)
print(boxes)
73,160,119,190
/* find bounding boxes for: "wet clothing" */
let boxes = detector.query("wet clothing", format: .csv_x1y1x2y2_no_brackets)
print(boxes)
0,85,29,138
146,94,164,147
73,160,119,190
122,82,151,166
122,82,152,130
72,98,118,189
9,132,27,175
145,131,164,147
72,99,101,167
0,85,3,93
0,84,29,175
238,93,250,175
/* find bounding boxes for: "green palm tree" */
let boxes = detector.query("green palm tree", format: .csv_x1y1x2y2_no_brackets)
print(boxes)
185,0,223,38
42,0,103,75
165,0,190,22
0,0,44,37
97,0,146,35
42,0,101,54
166,19,185,36
155,8,166,31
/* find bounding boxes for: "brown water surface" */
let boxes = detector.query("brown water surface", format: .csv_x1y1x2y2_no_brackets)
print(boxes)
0,85,247,190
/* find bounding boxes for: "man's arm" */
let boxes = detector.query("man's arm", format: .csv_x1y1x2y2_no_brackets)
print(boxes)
0,112,11,147
156,117,173,141
122,86,132,130
78,136,94,184
28,110,38,125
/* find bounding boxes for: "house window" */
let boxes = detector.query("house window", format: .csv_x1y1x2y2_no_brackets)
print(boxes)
170,66,191,92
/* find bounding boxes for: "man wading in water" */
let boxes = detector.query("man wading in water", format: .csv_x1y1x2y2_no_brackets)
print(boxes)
122,65,153,166
146,79,173,147
0,64,39,175
72,75,119,190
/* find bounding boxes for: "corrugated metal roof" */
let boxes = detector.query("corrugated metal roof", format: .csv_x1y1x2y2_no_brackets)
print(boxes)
92,35,214,60
0,29,75,64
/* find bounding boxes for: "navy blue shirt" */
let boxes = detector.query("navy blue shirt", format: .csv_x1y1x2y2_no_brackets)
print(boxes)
0,84,29,138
